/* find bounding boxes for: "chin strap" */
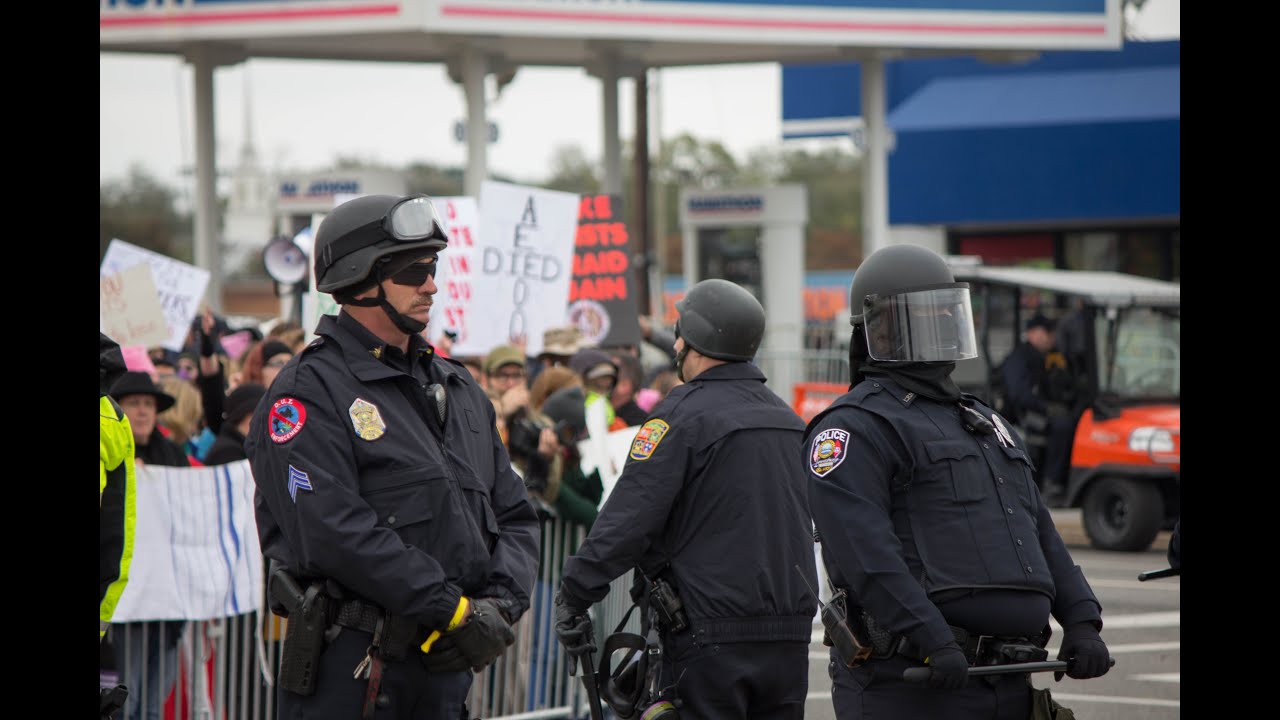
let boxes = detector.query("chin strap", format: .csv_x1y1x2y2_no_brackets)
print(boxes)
673,346,690,383
343,270,427,336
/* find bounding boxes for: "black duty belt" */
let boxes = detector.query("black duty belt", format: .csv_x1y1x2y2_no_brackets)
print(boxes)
335,599,384,634
691,616,813,644
897,625,1048,667
333,598,425,661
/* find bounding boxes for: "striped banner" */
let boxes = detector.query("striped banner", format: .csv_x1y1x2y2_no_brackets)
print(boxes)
112,460,264,622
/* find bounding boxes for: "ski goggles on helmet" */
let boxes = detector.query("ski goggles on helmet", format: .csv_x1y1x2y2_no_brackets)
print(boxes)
320,194,449,270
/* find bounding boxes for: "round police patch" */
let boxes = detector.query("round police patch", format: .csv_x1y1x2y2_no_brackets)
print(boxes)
269,397,307,444
630,419,669,461
809,428,849,477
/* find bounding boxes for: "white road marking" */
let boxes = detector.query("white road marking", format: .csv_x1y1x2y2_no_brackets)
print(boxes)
1131,672,1180,683
1088,577,1181,591
1047,692,1179,707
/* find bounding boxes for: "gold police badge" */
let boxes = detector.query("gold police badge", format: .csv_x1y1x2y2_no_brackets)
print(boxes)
349,398,386,441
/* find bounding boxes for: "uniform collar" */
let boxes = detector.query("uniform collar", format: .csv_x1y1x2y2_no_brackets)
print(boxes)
690,361,766,383
316,312,432,383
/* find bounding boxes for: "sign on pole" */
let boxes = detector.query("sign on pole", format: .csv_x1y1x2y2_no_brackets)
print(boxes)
100,263,170,349
569,194,641,348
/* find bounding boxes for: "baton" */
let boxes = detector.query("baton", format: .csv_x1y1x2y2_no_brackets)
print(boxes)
1138,567,1180,581
903,657,1115,683
574,650,606,720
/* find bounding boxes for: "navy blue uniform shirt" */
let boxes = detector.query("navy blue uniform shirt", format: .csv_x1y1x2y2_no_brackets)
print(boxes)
561,362,817,641
247,311,540,631
805,375,1101,655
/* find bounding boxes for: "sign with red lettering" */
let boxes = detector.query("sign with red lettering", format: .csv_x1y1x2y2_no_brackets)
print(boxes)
569,194,641,348
428,196,480,350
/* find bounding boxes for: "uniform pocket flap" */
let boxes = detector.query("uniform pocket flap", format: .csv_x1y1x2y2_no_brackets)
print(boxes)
999,443,1035,467
361,465,447,493
924,439,979,462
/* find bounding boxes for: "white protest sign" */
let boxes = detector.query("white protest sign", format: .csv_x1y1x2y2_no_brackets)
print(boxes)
100,239,211,352
429,196,480,347
579,424,643,507
100,264,169,349
460,181,580,357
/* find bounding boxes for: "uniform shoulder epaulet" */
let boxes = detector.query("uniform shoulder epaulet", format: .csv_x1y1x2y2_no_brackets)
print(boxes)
301,336,325,354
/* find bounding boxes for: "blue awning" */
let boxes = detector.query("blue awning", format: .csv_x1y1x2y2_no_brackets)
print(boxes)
887,67,1179,132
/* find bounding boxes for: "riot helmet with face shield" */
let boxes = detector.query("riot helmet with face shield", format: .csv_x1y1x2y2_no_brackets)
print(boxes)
849,245,977,363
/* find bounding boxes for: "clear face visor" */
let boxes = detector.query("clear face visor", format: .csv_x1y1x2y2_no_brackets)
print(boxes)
863,285,979,362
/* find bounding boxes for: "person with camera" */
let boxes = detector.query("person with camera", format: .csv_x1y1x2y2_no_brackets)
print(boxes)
245,193,540,720
554,278,819,720
805,244,1109,720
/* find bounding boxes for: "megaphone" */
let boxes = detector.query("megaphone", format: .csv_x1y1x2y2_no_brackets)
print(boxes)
263,234,309,286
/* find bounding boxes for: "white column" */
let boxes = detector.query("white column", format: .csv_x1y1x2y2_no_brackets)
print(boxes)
601,56,622,195
191,48,222,312
682,225,699,292
862,56,889,259
761,222,805,404
463,45,488,198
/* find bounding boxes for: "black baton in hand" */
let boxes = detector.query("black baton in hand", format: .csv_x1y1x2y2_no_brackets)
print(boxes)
1138,567,1179,581
904,657,1115,683
574,650,606,720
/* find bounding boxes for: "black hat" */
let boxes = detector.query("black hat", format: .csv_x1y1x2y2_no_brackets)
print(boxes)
259,340,294,363
1025,314,1057,332
110,371,176,413
224,383,267,427
541,385,586,434
101,333,128,395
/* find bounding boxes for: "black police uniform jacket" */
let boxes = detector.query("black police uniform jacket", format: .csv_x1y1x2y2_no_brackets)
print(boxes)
561,362,818,643
247,312,541,632
804,376,1100,656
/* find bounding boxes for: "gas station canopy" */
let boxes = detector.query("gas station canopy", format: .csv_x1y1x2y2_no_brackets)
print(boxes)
101,0,1123,67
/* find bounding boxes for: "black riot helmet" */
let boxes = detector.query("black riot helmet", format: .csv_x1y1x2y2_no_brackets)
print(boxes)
313,194,449,295
674,278,765,362
848,244,978,362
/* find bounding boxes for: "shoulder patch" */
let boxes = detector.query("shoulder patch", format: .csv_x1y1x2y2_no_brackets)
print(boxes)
809,427,850,477
629,419,670,461
269,397,308,444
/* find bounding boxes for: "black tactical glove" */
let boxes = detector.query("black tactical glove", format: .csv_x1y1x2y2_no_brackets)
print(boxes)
423,598,515,673
553,591,595,658
1056,622,1110,680
924,643,969,690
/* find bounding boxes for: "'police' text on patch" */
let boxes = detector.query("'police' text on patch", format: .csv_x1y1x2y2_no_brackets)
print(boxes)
809,428,849,477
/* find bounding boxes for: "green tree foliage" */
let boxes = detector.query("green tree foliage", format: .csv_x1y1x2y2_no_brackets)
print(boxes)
100,165,193,263
543,145,602,195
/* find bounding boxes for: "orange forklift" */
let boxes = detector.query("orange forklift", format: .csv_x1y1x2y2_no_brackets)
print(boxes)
949,263,1180,552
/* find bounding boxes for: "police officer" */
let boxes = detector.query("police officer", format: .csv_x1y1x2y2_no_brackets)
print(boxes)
1000,313,1077,501
554,278,818,720
805,244,1111,719
246,193,541,720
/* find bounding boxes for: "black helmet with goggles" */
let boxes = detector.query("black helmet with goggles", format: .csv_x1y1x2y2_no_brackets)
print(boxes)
314,194,450,295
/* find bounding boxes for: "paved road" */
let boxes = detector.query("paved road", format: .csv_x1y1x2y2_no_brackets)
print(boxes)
802,532,1179,720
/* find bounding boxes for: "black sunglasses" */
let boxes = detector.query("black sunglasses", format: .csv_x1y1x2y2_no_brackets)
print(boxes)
389,260,438,287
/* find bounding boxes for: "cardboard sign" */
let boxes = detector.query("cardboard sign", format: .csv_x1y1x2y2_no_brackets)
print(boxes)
569,194,642,348
458,181,580,357
100,239,211,352
100,263,169,349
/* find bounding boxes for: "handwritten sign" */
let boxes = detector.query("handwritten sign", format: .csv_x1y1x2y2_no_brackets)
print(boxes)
428,196,480,349
101,239,211,352
569,194,641,348
100,264,169,349
460,181,580,357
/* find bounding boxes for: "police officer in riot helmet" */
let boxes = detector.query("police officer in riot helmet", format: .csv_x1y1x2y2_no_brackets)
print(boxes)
555,278,819,720
246,194,540,720
803,244,1111,719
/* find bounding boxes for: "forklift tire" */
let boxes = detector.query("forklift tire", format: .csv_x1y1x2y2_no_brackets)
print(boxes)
1082,477,1164,552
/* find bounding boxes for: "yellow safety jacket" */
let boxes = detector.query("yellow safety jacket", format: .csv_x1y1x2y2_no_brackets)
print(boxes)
100,395,137,640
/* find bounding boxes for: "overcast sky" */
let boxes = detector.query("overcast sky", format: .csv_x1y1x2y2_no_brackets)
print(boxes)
100,1,1178,192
